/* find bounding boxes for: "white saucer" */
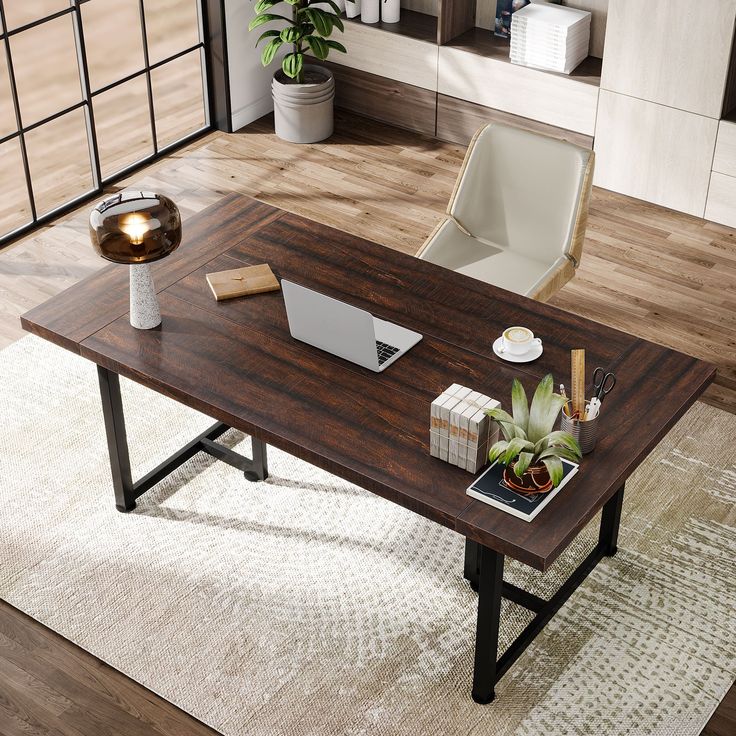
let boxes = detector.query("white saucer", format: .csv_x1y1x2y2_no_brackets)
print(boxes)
492,336,543,363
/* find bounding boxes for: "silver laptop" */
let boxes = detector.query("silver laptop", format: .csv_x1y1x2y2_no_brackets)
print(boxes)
281,280,422,372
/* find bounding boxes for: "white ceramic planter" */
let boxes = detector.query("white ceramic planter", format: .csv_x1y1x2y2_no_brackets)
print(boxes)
361,0,379,23
272,65,334,144
381,0,400,23
345,0,361,18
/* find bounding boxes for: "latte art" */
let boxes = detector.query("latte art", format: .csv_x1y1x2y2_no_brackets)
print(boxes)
504,327,532,343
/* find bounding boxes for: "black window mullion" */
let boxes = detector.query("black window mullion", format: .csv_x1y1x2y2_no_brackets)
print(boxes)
0,0,221,249
71,0,102,189
0,5,76,42
137,0,158,155
0,1,37,221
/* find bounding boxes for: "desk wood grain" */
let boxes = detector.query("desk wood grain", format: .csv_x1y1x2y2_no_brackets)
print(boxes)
22,193,716,570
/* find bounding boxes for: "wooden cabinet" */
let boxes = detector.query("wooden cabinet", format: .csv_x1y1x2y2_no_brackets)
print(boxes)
594,90,718,217
601,0,736,118
317,3,736,221
705,172,736,227
437,42,600,135
712,120,736,177
327,15,439,91
436,94,594,148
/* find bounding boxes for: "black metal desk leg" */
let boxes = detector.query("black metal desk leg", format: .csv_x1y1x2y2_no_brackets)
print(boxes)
97,365,136,512
599,483,625,557
245,437,268,481
464,538,480,590
472,544,505,704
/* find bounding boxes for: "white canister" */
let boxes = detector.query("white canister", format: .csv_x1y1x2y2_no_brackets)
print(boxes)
361,0,379,23
345,0,361,18
312,0,345,12
381,0,400,23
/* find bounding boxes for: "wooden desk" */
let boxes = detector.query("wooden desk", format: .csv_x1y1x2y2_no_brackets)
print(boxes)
22,194,715,703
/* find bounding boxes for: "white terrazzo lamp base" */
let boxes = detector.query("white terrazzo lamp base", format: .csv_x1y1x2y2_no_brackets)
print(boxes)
129,263,161,330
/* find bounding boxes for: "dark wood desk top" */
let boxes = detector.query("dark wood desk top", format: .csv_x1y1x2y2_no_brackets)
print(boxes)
22,194,715,570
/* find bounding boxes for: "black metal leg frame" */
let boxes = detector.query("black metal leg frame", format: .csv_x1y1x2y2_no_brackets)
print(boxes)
465,484,624,703
97,366,268,512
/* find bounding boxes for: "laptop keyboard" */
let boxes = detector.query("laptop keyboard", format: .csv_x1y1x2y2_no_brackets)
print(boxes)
376,341,400,366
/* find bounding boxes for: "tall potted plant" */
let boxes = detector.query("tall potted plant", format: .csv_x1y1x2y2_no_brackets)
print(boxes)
250,0,348,144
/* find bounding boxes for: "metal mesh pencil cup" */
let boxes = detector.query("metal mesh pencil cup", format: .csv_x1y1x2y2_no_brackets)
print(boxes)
560,400,599,454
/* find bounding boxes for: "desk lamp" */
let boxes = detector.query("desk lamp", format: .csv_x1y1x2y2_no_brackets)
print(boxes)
89,191,181,329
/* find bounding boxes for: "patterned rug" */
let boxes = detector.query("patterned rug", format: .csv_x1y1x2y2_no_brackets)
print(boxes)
1,335,734,736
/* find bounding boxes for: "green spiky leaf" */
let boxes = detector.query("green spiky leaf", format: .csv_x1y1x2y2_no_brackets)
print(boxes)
526,374,568,444
537,445,581,464
261,37,283,66
488,440,509,465
541,456,564,487
501,437,535,466
511,377,529,434
534,430,581,459
282,51,304,79
513,451,535,477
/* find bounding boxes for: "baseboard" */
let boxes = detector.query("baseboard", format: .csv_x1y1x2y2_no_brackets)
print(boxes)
231,94,274,132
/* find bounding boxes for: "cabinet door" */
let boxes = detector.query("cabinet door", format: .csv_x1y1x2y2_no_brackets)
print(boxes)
601,0,736,117
438,46,599,135
705,172,736,227
712,120,736,177
329,22,439,92
594,91,718,216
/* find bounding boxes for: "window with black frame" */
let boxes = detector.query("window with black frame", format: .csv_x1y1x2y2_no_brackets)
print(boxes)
0,0,209,246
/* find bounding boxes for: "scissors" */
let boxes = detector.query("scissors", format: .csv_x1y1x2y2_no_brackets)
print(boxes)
592,367,616,401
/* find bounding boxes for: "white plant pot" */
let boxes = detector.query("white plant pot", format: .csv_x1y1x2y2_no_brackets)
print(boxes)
345,0,361,18
271,65,334,144
381,0,400,23
361,0,379,23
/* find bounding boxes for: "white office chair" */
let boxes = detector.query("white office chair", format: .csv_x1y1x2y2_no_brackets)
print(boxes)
417,123,594,302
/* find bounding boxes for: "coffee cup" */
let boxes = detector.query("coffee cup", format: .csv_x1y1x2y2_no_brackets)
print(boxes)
500,326,541,355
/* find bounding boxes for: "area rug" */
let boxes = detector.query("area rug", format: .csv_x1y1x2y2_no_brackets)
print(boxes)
1,335,734,736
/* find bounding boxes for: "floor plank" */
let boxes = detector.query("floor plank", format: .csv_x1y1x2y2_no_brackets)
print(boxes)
1,109,734,733
0,601,218,736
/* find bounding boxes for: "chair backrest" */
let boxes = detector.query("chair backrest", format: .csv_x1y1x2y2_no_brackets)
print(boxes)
448,123,594,266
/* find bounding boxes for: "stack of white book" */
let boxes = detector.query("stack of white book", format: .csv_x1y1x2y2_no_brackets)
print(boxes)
510,1,591,75
430,384,500,474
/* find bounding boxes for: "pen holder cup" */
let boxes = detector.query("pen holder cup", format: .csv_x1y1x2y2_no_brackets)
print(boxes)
560,400,599,455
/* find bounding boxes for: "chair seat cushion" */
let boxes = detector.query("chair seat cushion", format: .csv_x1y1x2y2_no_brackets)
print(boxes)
419,219,558,296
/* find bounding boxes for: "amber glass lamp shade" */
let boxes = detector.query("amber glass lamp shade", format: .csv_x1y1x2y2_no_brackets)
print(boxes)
89,191,182,264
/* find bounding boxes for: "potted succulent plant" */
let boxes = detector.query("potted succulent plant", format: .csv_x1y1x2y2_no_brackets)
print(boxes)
485,374,581,493
249,0,348,144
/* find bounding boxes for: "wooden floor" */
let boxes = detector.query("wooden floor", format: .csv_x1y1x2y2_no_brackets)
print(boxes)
1,110,735,734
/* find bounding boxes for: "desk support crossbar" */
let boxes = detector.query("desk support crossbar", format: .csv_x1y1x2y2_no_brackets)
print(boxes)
97,366,268,511
467,484,625,703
